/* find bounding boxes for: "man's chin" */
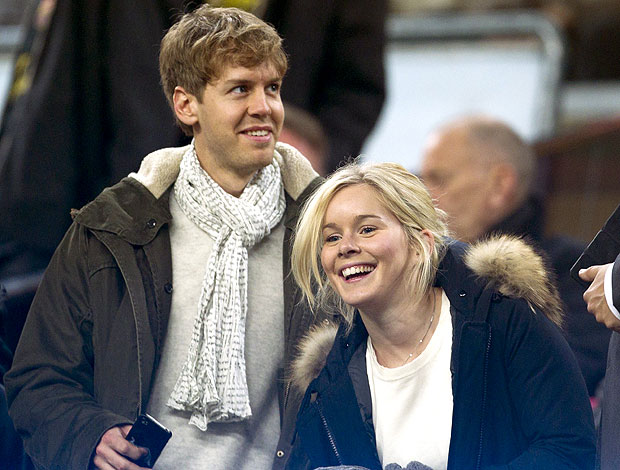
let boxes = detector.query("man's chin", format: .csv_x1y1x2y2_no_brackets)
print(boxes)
253,146,277,165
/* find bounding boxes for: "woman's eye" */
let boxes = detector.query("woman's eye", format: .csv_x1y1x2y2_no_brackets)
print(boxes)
361,226,376,234
324,234,340,243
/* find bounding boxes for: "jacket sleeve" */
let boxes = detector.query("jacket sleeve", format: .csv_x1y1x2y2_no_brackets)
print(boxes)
4,223,130,470
612,253,620,311
485,300,596,470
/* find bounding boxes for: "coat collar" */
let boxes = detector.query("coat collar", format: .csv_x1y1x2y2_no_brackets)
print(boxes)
72,142,319,245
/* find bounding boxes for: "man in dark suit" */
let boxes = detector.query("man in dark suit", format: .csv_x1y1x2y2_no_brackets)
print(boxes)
580,224,620,470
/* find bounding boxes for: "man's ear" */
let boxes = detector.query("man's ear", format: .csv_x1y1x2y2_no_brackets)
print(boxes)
488,163,518,211
173,86,199,128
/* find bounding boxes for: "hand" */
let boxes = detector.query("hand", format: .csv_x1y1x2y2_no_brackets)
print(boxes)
579,263,620,332
92,425,148,470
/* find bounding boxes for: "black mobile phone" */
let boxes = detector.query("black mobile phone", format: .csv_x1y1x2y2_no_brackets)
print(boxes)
125,414,172,468
570,203,620,288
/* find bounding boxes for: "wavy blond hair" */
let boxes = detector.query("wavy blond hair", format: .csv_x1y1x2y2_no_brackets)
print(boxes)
292,161,450,328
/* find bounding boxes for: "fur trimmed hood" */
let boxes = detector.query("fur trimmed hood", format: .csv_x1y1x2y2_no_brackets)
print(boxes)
128,141,318,201
289,235,564,394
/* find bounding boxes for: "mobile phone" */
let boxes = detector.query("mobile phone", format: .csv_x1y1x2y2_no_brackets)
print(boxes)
570,203,620,288
125,414,172,468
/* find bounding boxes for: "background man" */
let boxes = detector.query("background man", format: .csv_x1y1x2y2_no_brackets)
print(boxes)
579,203,620,470
420,115,610,397
5,6,324,470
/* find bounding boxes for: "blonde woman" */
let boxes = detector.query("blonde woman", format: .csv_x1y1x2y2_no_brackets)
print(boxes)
285,162,595,470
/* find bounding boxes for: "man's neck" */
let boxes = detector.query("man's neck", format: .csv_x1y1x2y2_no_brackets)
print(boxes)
485,194,544,241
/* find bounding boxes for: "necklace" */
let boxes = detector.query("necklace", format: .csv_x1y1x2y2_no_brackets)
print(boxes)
401,291,436,366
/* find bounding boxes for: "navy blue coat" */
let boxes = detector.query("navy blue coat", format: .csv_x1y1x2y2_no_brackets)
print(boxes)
286,240,596,470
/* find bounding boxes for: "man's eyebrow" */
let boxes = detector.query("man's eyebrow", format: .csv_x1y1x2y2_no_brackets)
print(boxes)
322,214,382,231
222,75,283,86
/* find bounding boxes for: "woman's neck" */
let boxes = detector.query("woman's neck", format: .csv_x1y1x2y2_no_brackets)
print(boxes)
362,288,441,368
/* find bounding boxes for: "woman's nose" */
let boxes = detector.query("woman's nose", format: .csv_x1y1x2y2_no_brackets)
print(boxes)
338,236,360,257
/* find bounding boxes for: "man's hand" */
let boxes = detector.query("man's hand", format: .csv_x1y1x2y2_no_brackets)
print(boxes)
92,425,148,470
580,263,620,332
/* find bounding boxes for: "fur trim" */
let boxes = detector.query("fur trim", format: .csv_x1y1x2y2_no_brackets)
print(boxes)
128,142,318,200
290,323,338,394
464,234,564,327
128,146,186,198
273,142,319,200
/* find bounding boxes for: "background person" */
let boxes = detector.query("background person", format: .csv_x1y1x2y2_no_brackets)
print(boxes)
286,161,595,470
419,115,610,397
578,202,620,470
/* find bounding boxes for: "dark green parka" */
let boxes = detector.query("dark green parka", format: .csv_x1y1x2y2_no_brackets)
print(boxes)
5,143,324,470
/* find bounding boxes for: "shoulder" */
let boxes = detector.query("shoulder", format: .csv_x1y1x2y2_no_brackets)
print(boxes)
274,142,320,202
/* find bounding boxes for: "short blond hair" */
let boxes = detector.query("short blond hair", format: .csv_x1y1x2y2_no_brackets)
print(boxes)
159,5,288,135
292,161,450,328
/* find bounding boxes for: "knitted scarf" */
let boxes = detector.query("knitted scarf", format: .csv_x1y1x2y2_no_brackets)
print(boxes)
168,144,285,431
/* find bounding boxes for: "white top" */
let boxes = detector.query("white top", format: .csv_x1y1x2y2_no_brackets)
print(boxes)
145,191,284,469
604,261,620,320
366,290,453,470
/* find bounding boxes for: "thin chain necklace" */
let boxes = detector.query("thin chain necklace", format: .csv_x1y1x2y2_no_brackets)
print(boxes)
401,291,436,366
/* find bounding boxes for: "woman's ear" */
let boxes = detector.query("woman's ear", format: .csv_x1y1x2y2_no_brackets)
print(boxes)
420,229,435,255
173,86,199,128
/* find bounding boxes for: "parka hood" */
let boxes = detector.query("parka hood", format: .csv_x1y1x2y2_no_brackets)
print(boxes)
290,235,564,394
127,141,318,201
72,142,319,244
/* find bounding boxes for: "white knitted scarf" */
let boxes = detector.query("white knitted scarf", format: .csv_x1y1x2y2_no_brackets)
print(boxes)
168,144,285,431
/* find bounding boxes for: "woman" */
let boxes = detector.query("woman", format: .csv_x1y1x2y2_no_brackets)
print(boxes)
285,162,595,470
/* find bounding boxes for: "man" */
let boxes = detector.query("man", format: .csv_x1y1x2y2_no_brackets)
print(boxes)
420,115,610,396
0,0,385,286
5,6,324,470
579,204,620,470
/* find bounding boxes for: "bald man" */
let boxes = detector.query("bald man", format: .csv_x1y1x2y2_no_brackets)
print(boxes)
420,116,611,397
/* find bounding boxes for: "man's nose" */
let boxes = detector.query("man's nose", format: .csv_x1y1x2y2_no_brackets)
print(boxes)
248,90,271,116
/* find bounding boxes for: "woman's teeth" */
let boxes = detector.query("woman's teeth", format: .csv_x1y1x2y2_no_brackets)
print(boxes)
342,265,375,280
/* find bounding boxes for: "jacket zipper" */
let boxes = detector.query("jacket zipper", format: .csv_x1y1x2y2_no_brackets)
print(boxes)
316,399,343,465
476,328,492,470
283,380,291,412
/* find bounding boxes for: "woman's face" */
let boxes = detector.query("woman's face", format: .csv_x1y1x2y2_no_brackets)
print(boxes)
320,184,426,314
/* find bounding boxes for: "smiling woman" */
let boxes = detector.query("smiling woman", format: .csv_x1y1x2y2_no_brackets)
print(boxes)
292,162,449,330
287,161,596,470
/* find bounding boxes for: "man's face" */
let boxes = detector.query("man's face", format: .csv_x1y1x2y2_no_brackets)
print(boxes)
188,62,284,194
420,129,495,242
